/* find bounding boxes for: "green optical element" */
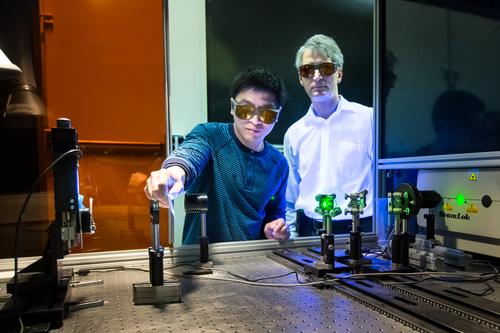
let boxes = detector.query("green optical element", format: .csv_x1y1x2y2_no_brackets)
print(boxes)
388,191,410,216
319,195,334,211
456,193,465,206
315,194,342,217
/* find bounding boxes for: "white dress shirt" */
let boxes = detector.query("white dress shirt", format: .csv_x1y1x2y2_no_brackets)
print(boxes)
284,96,374,238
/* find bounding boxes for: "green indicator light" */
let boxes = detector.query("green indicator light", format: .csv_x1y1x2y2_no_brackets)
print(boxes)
456,194,465,206
270,196,275,201
315,194,338,215
320,199,332,210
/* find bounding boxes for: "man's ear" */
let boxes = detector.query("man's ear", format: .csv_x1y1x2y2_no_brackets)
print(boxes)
337,68,343,83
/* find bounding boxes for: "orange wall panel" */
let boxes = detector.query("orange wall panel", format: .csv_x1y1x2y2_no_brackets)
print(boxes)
41,0,166,143
39,0,170,252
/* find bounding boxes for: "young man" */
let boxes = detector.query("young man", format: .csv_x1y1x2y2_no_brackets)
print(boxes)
284,34,374,238
145,67,290,244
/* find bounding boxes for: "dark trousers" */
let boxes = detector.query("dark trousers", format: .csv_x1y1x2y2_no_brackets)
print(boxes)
297,209,373,237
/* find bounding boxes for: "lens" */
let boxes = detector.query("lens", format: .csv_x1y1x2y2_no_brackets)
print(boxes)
299,62,336,78
299,64,315,78
259,108,279,124
318,63,335,76
231,98,280,124
234,104,256,120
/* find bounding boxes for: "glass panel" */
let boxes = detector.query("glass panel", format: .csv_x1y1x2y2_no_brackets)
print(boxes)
382,0,500,158
0,0,167,259
72,142,166,253
166,0,374,246
208,0,374,238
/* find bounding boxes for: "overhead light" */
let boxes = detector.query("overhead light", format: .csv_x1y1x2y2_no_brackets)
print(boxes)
0,48,22,80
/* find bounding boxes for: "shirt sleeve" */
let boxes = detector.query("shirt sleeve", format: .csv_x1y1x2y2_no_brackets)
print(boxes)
283,132,300,239
162,124,213,189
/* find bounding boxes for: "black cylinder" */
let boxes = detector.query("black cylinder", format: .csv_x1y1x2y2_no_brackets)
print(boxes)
424,214,435,240
401,233,410,266
392,234,402,264
150,200,160,224
199,236,209,263
149,247,164,286
57,118,71,128
420,190,442,209
323,234,335,265
320,232,326,257
350,231,362,260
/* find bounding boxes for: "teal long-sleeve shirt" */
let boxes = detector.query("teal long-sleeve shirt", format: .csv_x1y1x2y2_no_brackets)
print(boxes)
163,123,288,245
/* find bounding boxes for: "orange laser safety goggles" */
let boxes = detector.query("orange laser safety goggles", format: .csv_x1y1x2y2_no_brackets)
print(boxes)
298,62,337,78
231,98,281,124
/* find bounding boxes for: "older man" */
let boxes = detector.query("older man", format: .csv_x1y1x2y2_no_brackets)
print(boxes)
285,34,374,237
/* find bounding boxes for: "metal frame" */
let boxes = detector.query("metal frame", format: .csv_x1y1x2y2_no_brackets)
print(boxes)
374,0,500,251
373,0,382,240
375,0,500,172
161,1,381,250
162,0,174,245
0,234,379,281
379,152,500,170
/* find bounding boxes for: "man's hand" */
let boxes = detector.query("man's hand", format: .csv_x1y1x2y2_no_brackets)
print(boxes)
264,218,290,240
144,166,186,207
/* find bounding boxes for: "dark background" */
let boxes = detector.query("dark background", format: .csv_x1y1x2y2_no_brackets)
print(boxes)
381,0,500,158
206,0,374,144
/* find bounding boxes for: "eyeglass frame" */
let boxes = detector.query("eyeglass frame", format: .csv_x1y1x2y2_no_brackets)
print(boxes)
230,97,282,124
298,62,339,78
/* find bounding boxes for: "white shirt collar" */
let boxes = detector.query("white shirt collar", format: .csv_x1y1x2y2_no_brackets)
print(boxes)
304,95,349,126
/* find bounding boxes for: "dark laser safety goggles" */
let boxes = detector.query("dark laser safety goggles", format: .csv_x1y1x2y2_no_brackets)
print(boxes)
298,62,337,78
230,98,281,124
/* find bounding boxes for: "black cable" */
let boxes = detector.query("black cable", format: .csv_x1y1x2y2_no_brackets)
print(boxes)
83,262,197,274
457,261,500,296
13,148,82,332
92,263,306,285
249,271,304,284
186,264,305,284
383,269,500,289
454,282,495,297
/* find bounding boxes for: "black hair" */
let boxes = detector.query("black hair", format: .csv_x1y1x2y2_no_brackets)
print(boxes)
230,67,286,107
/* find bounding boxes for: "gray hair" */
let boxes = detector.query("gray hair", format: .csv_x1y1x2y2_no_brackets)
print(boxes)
294,34,344,69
